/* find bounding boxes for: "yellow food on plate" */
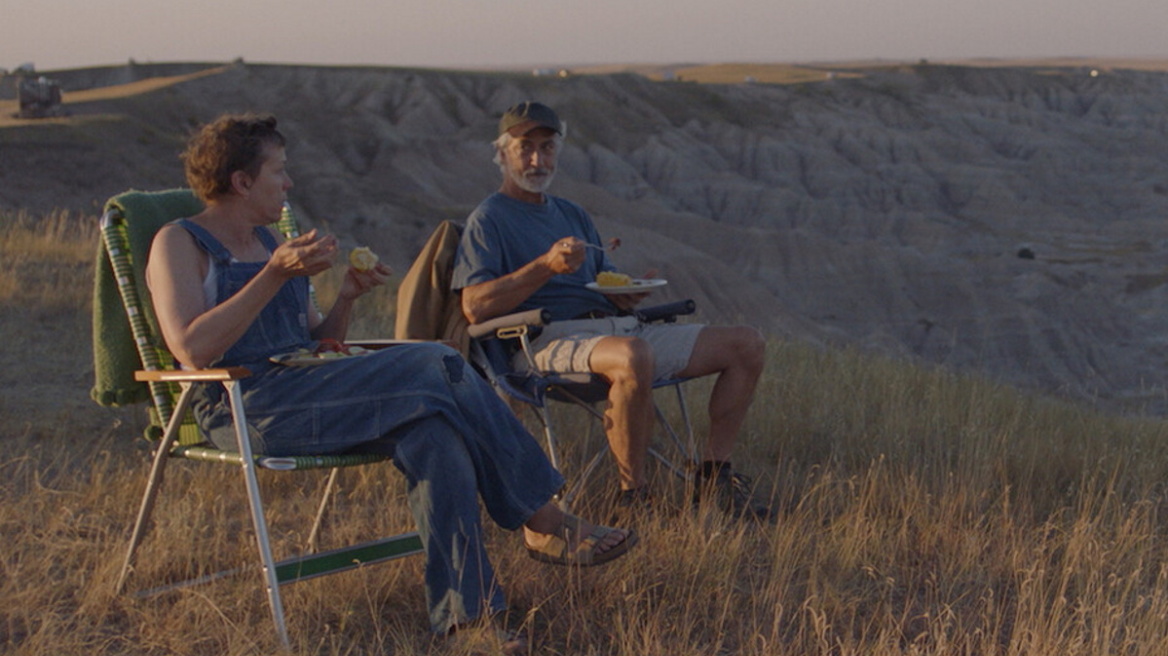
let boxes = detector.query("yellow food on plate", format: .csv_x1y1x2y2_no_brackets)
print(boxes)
595,271,632,287
349,246,379,272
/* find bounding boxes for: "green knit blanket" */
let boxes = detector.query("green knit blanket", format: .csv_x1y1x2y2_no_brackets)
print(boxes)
90,189,203,407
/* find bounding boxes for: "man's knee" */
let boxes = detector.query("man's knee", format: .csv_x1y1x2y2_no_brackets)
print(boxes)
593,336,655,385
703,325,765,379
736,326,766,371
702,325,765,364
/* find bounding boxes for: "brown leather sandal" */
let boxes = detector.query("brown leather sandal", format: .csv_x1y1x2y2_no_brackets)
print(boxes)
524,513,639,567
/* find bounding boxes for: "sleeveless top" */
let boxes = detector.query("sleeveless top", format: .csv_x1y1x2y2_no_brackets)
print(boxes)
175,219,313,370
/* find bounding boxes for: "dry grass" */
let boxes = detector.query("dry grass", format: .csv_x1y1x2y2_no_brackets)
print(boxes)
5,211,1168,655
670,64,853,85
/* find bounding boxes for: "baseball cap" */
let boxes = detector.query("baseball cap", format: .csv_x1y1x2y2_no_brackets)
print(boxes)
498,101,563,137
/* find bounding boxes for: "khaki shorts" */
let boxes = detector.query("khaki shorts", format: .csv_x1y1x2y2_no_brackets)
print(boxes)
517,316,705,382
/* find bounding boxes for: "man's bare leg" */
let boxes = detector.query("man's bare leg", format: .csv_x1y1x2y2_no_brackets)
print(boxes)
588,336,656,490
675,326,766,462
675,325,770,518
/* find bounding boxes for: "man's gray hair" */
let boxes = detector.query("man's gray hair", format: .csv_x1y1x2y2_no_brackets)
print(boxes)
491,121,568,169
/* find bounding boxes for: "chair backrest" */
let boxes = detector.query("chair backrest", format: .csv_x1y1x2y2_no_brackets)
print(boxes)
392,219,697,408
394,220,469,354
92,189,307,443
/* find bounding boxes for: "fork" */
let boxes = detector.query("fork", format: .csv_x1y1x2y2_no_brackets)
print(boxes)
583,238,621,251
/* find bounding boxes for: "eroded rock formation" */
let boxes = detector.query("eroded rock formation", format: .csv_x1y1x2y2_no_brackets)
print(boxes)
3,61,1167,412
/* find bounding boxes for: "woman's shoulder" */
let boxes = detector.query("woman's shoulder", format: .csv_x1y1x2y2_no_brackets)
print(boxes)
156,215,210,243
149,220,211,272
153,219,198,248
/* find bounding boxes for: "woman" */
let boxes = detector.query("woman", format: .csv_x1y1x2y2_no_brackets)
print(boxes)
145,113,636,649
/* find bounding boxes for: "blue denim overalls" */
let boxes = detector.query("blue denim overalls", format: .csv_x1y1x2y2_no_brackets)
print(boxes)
177,219,564,634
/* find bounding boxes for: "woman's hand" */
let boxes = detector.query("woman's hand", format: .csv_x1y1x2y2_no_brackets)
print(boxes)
307,246,391,341
268,229,339,278
339,260,392,301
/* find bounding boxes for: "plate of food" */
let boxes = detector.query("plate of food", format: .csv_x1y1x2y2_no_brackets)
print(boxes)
586,273,668,295
270,340,371,366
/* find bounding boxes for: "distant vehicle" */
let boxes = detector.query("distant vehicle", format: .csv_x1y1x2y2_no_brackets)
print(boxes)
16,75,65,119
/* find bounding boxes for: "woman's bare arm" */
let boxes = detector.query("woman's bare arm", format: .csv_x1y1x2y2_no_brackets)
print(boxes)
146,224,335,368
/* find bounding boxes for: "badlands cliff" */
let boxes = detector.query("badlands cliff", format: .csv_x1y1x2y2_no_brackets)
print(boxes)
2,60,1167,413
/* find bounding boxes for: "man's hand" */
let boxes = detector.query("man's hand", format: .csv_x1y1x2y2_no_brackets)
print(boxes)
543,236,587,275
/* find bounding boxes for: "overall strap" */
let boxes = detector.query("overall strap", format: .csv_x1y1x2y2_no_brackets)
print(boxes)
253,224,282,252
175,219,278,263
175,218,233,265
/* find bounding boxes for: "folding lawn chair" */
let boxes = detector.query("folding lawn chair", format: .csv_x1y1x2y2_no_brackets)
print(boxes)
465,302,699,507
396,220,699,508
92,189,424,649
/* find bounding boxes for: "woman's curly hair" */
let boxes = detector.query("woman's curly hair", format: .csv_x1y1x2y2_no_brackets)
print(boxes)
181,114,285,202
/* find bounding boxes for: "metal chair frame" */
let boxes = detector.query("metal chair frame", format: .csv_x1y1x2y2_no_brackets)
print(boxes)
466,301,700,507
98,192,423,650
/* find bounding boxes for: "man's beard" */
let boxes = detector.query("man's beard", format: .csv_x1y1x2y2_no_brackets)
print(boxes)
512,167,556,194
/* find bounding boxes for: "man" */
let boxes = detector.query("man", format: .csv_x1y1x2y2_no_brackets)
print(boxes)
452,101,770,519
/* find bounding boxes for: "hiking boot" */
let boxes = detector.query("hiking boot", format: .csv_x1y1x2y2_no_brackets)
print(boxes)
693,463,773,521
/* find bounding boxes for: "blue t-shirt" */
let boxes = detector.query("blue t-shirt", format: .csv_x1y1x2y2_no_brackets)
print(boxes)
452,192,618,321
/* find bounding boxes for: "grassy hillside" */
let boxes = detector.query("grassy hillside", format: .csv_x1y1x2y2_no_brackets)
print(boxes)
5,209,1168,654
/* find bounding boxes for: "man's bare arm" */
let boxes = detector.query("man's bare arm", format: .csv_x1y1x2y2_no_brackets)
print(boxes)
461,237,585,323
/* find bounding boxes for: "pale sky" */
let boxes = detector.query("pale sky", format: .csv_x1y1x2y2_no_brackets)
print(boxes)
2,0,1166,73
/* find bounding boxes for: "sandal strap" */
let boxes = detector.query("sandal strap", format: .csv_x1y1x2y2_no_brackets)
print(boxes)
574,526,613,565
525,512,634,567
559,512,585,539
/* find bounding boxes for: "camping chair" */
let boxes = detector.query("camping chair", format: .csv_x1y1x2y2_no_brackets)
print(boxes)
396,220,699,508
92,189,424,650
465,302,699,507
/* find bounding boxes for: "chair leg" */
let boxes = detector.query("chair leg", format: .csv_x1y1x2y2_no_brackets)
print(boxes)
531,392,609,509
542,383,698,508
672,383,697,466
115,427,174,594
653,384,697,478
307,468,341,553
224,380,291,650
652,405,695,479
115,382,197,595
531,404,561,471
559,444,610,508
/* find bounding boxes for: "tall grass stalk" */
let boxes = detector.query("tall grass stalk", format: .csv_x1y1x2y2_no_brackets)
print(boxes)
4,213,1168,654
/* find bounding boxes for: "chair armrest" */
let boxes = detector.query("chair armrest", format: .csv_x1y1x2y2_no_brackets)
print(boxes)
467,308,551,340
467,300,693,341
348,339,435,350
134,367,252,382
633,299,696,324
